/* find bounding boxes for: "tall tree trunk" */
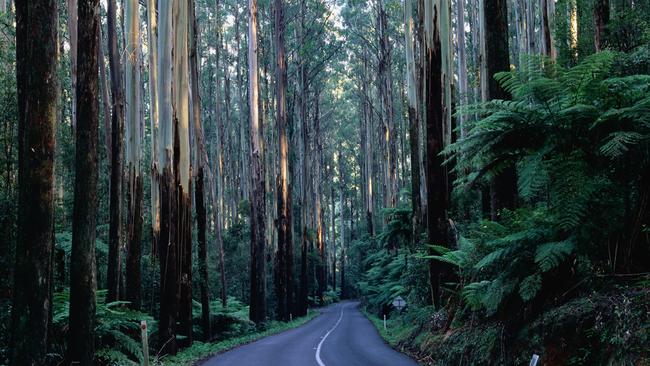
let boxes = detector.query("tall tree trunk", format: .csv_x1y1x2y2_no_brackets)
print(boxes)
297,0,309,317
67,0,78,131
98,25,112,160
248,0,267,325
189,0,212,339
69,0,100,362
125,0,143,311
157,0,179,354
173,0,193,347
213,0,228,308
10,1,58,364
424,0,449,310
362,52,374,236
330,182,336,292
541,0,553,57
274,0,293,322
377,2,397,209
594,0,609,51
405,0,423,239
338,156,346,298
235,6,249,203
147,0,160,258
314,91,326,304
106,0,124,303
484,0,517,219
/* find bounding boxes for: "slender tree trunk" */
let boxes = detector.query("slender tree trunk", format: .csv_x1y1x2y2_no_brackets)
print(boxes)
405,0,423,239
10,1,58,364
541,0,553,57
189,0,211,339
362,52,374,236
69,0,100,362
213,0,228,308
338,156,346,298
424,0,449,309
248,0,267,325
147,0,160,257
330,182,336,292
124,0,143,311
106,0,124,303
99,25,111,158
297,0,309,317
67,0,78,131
377,2,397,209
235,6,249,202
274,0,292,322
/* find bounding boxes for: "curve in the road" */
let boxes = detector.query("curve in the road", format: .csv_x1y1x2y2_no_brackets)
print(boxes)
314,303,344,366
202,301,418,366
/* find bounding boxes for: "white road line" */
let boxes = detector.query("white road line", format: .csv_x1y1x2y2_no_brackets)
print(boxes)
315,304,345,366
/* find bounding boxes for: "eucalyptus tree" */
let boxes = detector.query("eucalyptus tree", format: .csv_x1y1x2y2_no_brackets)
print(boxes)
423,0,449,309
69,0,101,362
106,0,124,303
173,0,193,345
124,0,143,310
157,0,179,354
248,0,267,325
10,1,58,364
274,0,293,321
189,0,212,338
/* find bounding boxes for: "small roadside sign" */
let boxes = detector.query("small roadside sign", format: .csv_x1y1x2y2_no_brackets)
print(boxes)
392,296,406,311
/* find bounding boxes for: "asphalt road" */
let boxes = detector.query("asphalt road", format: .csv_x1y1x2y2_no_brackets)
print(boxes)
201,301,419,366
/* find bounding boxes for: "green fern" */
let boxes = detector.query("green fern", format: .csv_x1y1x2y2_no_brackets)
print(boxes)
535,239,575,272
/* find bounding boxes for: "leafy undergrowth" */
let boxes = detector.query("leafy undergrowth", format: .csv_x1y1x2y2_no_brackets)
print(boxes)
158,309,319,366
365,286,650,366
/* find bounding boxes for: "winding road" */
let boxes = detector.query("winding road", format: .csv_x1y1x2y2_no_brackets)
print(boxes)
202,301,419,366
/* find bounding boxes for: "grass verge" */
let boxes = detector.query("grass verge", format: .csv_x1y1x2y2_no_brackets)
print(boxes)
159,310,320,366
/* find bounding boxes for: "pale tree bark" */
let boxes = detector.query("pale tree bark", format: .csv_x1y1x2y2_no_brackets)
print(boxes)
67,0,78,131
124,0,143,311
235,5,250,202
147,0,160,257
173,0,193,346
405,0,423,238
441,0,453,146
362,51,374,236
69,0,100,362
10,1,58,364
106,0,124,303
455,0,468,138
157,0,179,354
274,0,293,321
248,0,267,325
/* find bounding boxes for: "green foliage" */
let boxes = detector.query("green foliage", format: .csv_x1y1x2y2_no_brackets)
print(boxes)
51,289,155,365
443,52,650,315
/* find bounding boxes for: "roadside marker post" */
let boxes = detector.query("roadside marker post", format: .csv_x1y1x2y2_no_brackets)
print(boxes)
529,354,540,366
383,314,386,331
141,320,149,366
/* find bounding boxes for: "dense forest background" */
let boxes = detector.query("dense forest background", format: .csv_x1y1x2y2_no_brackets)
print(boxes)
0,0,649,364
